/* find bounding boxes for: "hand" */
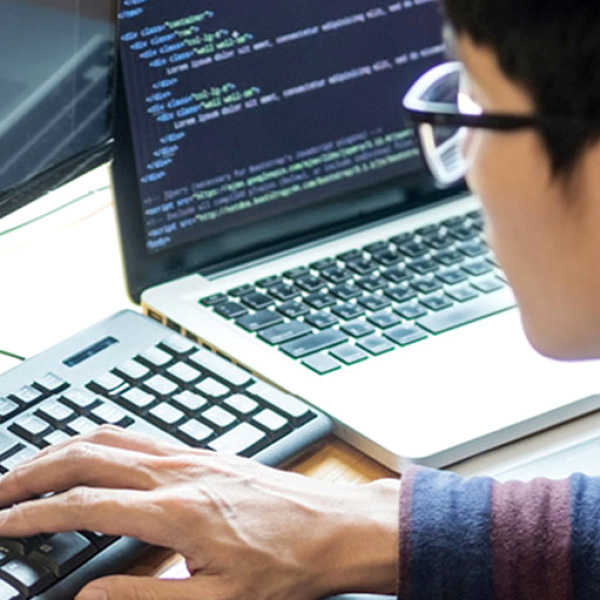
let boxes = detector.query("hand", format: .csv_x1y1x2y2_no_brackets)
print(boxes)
0,426,400,600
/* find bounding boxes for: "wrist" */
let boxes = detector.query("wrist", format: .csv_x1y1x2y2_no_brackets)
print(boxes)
311,478,401,596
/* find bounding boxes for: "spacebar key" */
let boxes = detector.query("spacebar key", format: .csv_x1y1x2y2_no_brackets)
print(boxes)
417,287,515,334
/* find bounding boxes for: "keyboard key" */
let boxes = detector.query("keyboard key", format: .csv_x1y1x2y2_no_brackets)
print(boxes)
277,301,310,319
337,249,363,263
331,303,365,320
1,447,37,472
356,335,395,356
189,349,253,387
417,287,515,334
347,258,377,275
436,266,468,285
310,258,336,271
256,275,284,289
166,362,202,384
280,329,347,358
120,388,156,411
462,258,493,276
304,311,339,330
228,283,254,297
225,394,259,415
446,284,479,302
381,266,410,283
0,431,22,458
160,334,197,355
208,423,266,455
0,558,55,596
247,383,313,422
34,373,68,394
384,284,416,303
471,275,504,293
0,398,19,421
304,291,336,310
302,353,342,374
177,419,214,445
358,294,390,311
295,274,325,292
367,310,401,329
394,300,428,320
406,256,439,275
137,346,173,367
9,416,51,444
341,321,376,338
10,386,43,406
196,378,229,399
60,389,98,410
258,321,312,345
433,247,464,265
172,390,208,413
200,293,228,306
321,267,352,284
90,372,126,395
384,324,428,346
43,430,71,446
253,409,289,434
214,301,248,319
236,309,283,332
90,404,132,427
144,374,179,397
149,404,186,427
115,359,151,381
202,406,237,429
36,401,76,425
398,240,429,257
268,284,301,301
356,274,386,292
420,293,453,311
67,417,102,436
411,275,442,294
330,344,368,365
283,266,310,280
330,283,362,300
241,292,274,311
373,249,403,266
29,532,95,578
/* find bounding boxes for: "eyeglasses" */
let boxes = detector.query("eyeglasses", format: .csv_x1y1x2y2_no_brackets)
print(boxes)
402,61,543,186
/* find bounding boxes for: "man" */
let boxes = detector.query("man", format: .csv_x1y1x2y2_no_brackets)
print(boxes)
1,1,599,598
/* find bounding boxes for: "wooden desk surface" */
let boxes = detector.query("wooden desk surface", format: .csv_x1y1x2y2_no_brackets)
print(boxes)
0,166,396,579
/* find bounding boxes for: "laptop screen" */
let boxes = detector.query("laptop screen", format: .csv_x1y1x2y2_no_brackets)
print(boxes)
118,0,445,256
0,0,116,218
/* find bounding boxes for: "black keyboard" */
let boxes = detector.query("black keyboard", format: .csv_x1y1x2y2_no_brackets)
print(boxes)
0,310,331,599
201,209,515,374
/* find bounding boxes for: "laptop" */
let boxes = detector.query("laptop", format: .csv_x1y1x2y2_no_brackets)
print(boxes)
0,0,114,218
111,0,600,473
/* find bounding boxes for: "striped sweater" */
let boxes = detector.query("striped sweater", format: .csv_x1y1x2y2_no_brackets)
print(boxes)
398,466,600,599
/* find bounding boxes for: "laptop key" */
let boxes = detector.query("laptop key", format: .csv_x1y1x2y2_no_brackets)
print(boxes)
295,274,325,292
268,284,301,301
356,274,386,292
446,283,479,303
347,258,377,275
381,266,410,283
280,329,347,358
420,293,453,312
199,293,228,306
330,344,369,365
471,275,504,293
330,283,362,300
331,303,365,320
384,324,428,346
241,292,274,311
358,294,390,311
341,321,376,338
258,321,312,345
394,300,428,320
256,275,284,289
236,309,283,332
304,291,336,309
214,301,248,319
321,266,352,284
277,301,310,319
302,353,342,374
367,310,401,329
417,287,515,334
356,335,395,355
228,284,254,297
304,311,339,329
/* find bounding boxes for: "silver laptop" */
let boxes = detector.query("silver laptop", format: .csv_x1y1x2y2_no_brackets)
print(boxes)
111,0,600,473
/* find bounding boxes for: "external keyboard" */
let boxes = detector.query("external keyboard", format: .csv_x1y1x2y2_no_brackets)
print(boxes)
201,209,515,374
0,310,331,599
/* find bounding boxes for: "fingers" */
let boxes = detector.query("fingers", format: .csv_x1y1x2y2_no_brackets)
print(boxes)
0,442,161,508
33,425,183,462
76,575,227,600
0,487,169,544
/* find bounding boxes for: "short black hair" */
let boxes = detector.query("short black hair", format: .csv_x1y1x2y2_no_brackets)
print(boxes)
441,0,600,174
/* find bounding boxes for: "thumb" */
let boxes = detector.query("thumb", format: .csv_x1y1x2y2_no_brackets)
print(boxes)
75,575,205,600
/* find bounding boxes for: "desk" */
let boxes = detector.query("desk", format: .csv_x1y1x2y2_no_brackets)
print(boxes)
0,165,396,580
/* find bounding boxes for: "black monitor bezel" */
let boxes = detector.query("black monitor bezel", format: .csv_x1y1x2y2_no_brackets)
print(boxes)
112,52,466,304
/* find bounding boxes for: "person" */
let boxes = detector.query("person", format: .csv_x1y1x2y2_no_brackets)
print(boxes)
1,0,600,598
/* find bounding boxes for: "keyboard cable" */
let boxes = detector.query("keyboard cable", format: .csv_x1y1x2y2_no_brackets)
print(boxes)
0,349,25,362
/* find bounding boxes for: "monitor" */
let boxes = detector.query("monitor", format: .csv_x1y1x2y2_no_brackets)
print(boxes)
0,0,117,219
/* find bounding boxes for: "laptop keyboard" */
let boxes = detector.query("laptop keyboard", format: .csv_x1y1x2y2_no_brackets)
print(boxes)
201,209,515,374
0,311,331,598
